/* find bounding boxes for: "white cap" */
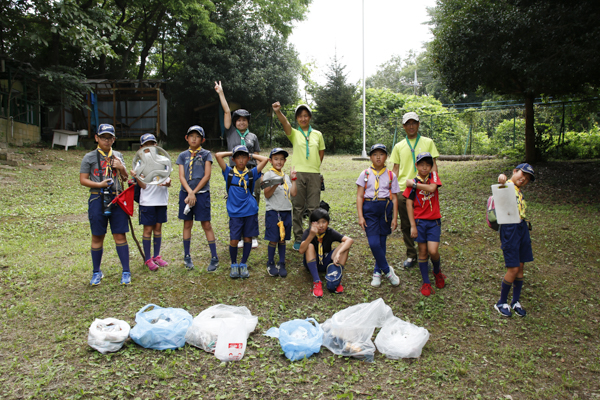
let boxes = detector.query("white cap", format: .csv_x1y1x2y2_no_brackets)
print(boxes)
402,112,420,125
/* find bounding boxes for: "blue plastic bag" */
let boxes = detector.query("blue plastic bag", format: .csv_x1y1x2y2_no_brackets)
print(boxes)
266,318,323,361
130,304,193,350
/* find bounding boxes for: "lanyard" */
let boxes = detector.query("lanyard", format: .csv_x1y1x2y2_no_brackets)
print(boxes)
405,134,421,172
298,126,312,159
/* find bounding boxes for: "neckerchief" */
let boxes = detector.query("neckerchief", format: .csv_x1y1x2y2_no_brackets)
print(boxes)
507,179,527,219
270,168,289,199
369,165,386,198
298,126,313,159
188,147,201,180
97,146,113,179
405,134,421,172
236,129,249,146
234,167,249,193
317,232,326,264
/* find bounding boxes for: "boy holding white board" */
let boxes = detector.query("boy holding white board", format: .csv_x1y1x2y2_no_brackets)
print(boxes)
493,163,535,318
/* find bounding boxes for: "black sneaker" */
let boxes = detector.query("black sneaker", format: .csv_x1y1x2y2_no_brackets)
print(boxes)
494,303,512,317
207,257,219,272
277,262,287,278
511,301,527,317
267,261,279,277
184,254,194,270
403,257,417,269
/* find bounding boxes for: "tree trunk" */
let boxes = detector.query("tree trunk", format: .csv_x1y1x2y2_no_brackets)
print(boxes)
524,93,536,163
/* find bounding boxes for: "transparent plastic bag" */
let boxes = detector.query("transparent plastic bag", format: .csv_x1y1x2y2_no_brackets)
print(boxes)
321,298,393,362
374,316,430,359
88,318,130,354
214,318,248,362
185,305,258,354
129,304,193,350
265,318,323,361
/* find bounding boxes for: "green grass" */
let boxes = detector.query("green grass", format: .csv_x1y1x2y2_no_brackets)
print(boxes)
0,146,599,399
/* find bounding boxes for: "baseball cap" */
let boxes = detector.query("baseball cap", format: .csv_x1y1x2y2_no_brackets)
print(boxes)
97,124,115,136
269,148,289,158
140,133,157,145
416,152,433,163
295,104,313,118
515,163,535,182
402,112,420,125
325,263,343,293
368,144,388,155
232,145,250,157
187,125,205,137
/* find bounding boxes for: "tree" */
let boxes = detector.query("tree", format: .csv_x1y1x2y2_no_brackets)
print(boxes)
429,0,600,162
313,56,360,153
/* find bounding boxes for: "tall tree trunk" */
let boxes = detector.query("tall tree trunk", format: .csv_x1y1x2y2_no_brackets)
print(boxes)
524,93,536,163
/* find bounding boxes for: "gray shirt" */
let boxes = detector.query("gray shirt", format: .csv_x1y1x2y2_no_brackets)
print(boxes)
263,170,292,212
225,125,260,168
80,149,125,192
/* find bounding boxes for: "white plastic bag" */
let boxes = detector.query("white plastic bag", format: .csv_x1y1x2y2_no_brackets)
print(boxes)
185,305,257,355
321,298,393,362
214,318,248,361
88,318,131,354
374,316,430,359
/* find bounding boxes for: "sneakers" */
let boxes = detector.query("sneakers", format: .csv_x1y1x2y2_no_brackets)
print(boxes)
267,261,279,277
385,266,400,286
230,263,240,278
403,257,417,269
293,241,301,251
145,258,159,271
277,262,288,278
239,263,249,279
494,303,512,317
434,272,446,289
207,257,219,272
153,255,169,267
120,272,131,285
90,271,103,286
420,283,434,297
184,254,194,270
511,301,526,317
237,240,244,248
371,272,382,287
334,284,344,294
252,238,259,249
312,281,323,298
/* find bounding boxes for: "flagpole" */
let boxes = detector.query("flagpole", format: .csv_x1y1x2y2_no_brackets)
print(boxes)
361,0,367,158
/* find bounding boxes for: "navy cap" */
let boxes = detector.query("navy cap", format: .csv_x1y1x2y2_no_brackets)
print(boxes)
515,163,535,182
232,145,250,157
97,124,115,136
368,144,388,156
416,152,433,163
269,148,289,158
187,125,205,137
140,133,157,145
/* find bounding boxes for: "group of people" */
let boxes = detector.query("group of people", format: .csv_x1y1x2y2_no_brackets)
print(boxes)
80,97,536,315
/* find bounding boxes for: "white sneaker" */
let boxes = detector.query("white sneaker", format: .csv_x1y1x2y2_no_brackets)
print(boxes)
252,238,259,248
385,266,400,286
371,272,382,287
237,240,244,248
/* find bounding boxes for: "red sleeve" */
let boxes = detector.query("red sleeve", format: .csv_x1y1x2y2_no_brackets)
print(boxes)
402,187,412,199
430,171,442,187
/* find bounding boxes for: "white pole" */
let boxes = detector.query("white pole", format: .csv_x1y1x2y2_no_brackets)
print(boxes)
361,0,367,158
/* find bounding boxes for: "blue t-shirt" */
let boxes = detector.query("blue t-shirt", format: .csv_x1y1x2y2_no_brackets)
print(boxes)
176,148,213,192
223,165,261,218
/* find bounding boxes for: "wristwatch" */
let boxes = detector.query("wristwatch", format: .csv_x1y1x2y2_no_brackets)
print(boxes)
413,181,418,189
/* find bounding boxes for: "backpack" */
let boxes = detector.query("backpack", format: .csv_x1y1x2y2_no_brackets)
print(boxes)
225,168,255,199
486,195,499,231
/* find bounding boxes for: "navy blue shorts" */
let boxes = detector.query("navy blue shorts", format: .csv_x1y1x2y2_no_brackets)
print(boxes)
363,199,393,237
416,219,441,243
229,214,259,240
139,205,167,226
178,191,211,221
264,210,292,242
500,220,533,267
303,247,338,273
88,193,129,236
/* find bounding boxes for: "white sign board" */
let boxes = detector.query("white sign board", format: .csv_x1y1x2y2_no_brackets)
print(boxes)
491,183,521,225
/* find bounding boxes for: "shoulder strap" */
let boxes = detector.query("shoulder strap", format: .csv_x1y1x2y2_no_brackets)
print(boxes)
226,169,234,193
388,170,393,189
226,168,255,194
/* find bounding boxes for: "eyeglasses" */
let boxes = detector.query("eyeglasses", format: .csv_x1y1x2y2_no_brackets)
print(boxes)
97,136,114,142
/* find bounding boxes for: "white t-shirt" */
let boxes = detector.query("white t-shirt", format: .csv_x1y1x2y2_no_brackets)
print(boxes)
140,183,169,206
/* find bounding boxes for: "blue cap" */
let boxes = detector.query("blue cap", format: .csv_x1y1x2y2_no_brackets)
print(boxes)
97,124,115,136
140,133,157,145
416,152,433,163
368,144,388,155
269,148,289,158
232,145,250,157
325,263,343,293
187,125,205,137
515,163,535,182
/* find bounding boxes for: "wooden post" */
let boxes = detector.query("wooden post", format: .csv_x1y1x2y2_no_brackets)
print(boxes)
87,92,91,137
156,87,160,137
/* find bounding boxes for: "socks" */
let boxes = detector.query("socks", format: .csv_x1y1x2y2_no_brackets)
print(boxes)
208,240,218,259
183,238,191,256
229,244,238,264
91,247,103,273
278,242,286,264
306,259,320,282
367,235,390,274
241,241,252,264
116,242,130,273
432,257,441,274
153,234,162,258
143,236,152,261
268,242,277,264
419,258,430,284
499,279,513,305
511,278,523,305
